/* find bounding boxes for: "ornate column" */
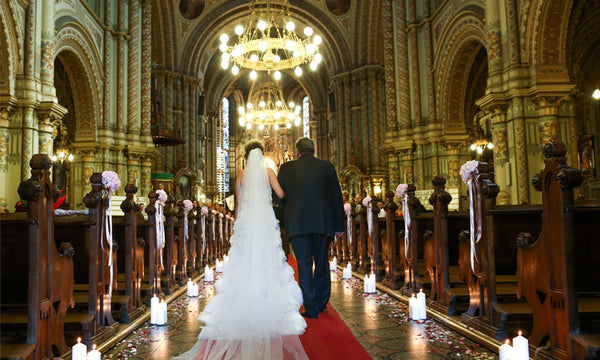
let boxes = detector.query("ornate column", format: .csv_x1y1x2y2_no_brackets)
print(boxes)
431,142,440,178
40,0,56,101
407,0,421,125
182,78,190,168
399,148,414,185
486,0,504,77
102,0,112,130
444,143,463,189
489,105,510,204
387,151,400,189
21,107,36,180
165,73,175,169
79,149,98,204
189,83,198,171
414,145,425,189
506,0,521,66
381,0,398,133
141,155,153,197
37,103,67,156
423,1,436,122
127,0,141,141
342,74,352,167
140,0,152,145
331,76,345,167
359,70,370,172
314,108,328,160
509,97,529,204
0,101,16,208
117,0,127,133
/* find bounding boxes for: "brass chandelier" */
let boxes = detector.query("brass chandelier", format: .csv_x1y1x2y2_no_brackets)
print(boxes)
238,81,302,130
219,0,323,80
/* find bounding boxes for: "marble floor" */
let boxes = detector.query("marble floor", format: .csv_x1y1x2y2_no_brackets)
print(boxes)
104,272,498,360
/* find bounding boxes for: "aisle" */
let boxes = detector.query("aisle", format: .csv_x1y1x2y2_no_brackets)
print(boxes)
103,270,499,360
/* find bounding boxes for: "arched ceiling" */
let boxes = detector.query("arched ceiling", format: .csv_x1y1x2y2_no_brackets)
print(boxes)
154,0,355,113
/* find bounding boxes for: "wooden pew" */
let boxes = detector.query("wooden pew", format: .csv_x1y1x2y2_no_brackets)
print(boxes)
398,185,425,295
381,191,400,289
138,192,161,296
193,206,207,269
163,198,177,294
175,202,188,285
0,154,77,359
516,141,600,359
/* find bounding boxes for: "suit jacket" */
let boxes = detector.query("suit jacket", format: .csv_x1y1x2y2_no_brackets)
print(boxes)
277,154,345,238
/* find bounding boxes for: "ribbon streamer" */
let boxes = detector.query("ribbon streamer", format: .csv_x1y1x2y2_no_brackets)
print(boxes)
402,194,411,261
346,212,352,244
105,192,114,298
183,211,189,258
155,201,165,268
201,215,206,251
367,202,374,240
468,180,481,276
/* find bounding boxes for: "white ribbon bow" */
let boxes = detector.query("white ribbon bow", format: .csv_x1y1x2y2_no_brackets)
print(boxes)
402,194,411,260
155,201,165,268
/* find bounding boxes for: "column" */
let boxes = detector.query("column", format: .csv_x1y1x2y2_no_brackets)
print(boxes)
127,154,141,189
342,74,352,167
127,0,141,140
510,97,529,204
0,104,15,209
80,149,97,202
399,149,414,185
117,0,127,133
314,108,328,160
387,151,400,190
103,0,112,129
141,155,153,197
40,0,56,101
189,83,198,171
506,0,521,65
359,70,369,171
332,77,346,167
182,78,190,168
486,0,504,86
423,1,436,122
381,0,399,132
395,0,410,129
140,0,152,145
21,108,36,180
165,73,174,170
407,0,421,125
490,106,510,204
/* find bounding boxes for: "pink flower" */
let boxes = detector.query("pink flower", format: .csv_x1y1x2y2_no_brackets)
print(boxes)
201,206,209,215
344,203,352,213
396,184,408,197
362,196,372,207
219,213,224,218
156,189,168,203
211,209,217,214
460,160,479,184
183,199,193,212
102,171,121,193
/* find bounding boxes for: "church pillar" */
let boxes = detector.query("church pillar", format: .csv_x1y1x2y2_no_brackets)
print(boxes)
431,142,440,178
0,101,16,209
381,0,398,134
80,149,98,204
489,106,510,204
505,0,521,66
140,0,152,146
165,73,175,171
127,0,141,142
40,0,56,101
486,0,503,77
399,149,414,185
21,108,37,181
342,74,352,167
423,1,436,123
387,151,400,190
188,80,197,171
182,78,190,168
507,97,530,204
141,155,152,197
117,0,127,134
127,154,141,189
358,70,369,172
102,0,112,130
414,145,425,189
407,0,421,126
444,143,463,189
206,111,218,199
314,107,328,160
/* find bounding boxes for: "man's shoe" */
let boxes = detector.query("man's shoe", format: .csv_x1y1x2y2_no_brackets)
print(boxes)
301,311,318,319
319,305,327,313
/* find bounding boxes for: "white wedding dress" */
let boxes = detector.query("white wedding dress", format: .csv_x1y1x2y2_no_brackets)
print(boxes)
176,149,308,360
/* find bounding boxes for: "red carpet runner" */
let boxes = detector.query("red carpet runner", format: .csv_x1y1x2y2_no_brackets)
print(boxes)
288,256,372,360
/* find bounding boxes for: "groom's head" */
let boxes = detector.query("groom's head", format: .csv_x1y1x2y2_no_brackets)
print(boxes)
295,137,315,157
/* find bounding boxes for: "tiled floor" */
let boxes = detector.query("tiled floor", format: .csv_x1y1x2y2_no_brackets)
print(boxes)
104,272,498,359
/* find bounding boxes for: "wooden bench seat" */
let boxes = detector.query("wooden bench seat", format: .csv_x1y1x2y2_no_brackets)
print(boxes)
573,333,600,359
72,293,131,322
0,344,35,360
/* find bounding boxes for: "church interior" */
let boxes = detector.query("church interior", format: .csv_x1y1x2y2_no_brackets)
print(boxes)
1,0,600,359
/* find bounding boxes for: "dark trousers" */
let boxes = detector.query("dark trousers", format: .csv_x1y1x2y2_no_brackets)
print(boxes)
290,234,331,317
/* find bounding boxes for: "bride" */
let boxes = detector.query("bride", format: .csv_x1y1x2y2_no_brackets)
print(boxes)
176,140,308,360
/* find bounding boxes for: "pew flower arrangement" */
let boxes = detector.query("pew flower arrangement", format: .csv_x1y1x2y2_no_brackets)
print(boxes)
155,189,168,267
201,206,209,215
211,209,217,214
183,200,194,249
460,160,481,275
102,171,121,298
362,196,372,207
396,184,411,260
344,203,352,213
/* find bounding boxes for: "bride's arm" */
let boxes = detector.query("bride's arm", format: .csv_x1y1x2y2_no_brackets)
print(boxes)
267,168,285,199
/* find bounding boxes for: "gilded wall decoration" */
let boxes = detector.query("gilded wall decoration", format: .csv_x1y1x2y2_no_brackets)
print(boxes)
538,120,559,145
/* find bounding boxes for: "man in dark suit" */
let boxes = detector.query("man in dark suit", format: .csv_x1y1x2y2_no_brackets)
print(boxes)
277,137,345,319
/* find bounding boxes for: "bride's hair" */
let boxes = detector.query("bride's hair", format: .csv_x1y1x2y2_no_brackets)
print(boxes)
244,140,264,159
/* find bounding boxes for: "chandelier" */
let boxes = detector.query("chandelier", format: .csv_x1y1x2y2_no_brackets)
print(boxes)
469,139,494,154
238,81,302,130
218,0,323,80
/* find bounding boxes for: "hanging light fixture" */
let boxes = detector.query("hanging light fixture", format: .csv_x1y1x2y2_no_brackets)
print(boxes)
238,80,302,130
219,0,323,80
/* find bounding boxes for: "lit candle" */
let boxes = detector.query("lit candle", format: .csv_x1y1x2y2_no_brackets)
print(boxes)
204,266,213,282
86,344,101,360
72,337,87,360
150,294,159,324
499,339,513,360
512,331,529,359
191,282,199,297
409,294,419,321
363,274,370,293
369,272,376,293
417,289,427,320
156,299,167,325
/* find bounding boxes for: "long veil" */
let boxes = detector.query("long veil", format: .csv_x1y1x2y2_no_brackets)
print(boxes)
175,149,307,360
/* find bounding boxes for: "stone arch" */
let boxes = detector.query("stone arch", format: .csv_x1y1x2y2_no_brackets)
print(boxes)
433,11,487,133
54,24,103,142
0,0,21,95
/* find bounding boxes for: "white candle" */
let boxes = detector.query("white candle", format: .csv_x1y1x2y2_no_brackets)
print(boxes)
417,289,427,320
72,337,87,360
150,294,159,324
512,331,529,359
161,300,168,324
369,272,376,293
204,266,213,282
191,282,199,297
409,294,419,320
156,299,166,325
186,278,194,297
499,339,513,360
363,274,370,293
86,345,101,360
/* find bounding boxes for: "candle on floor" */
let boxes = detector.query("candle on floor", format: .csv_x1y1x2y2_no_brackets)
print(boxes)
363,274,372,294
72,337,87,360
86,344,100,360
191,281,199,297
409,294,419,321
150,294,159,324
156,299,167,325
369,272,376,293
499,339,513,360
186,278,194,297
204,266,213,282
417,288,427,320
512,331,529,359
